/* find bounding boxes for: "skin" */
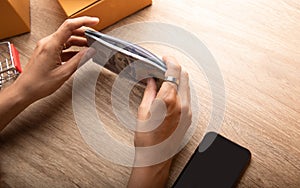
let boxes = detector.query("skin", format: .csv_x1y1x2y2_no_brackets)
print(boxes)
0,16,99,131
0,17,192,188
128,57,192,188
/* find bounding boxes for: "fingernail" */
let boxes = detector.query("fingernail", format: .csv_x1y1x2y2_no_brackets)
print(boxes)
92,17,100,22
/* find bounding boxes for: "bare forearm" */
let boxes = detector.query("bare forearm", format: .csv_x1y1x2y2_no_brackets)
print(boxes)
0,83,32,132
128,159,172,188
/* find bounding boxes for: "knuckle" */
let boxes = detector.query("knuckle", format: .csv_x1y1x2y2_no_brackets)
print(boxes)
164,90,177,107
164,96,174,107
82,16,90,21
35,37,51,52
64,19,72,25
173,63,182,72
165,97,177,113
68,36,75,43
176,106,182,115
181,104,190,114
138,105,147,113
36,38,46,48
63,19,74,29
183,70,189,80
165,56,182,71
52,32,60,41
179,102,192,120
181,109,192,129
187,108,192,119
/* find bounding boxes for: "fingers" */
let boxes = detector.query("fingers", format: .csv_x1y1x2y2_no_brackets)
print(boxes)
61,51,79,62
157,56,181,99
54,16,99,47
157,56,191,121
72,26,91,37
72,26,97,37
138,78,157,120
178,69,191,108
57,47,95,79
64,36,88,49
163,56,181,81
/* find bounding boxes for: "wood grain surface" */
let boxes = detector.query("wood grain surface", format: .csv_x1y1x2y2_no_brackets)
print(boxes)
1,0,300,187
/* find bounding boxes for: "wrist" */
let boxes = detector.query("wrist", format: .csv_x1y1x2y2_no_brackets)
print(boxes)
0,83,33,131
141,158,173,173
8,81,35,107
128,158,173,188
133,149,173,177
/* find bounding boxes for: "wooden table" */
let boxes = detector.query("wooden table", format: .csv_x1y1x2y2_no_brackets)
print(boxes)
1,0,299,187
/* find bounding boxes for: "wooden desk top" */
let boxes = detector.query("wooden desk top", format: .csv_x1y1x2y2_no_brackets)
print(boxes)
1,0,299,187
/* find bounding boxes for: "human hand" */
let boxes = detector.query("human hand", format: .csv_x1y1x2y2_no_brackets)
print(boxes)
135,56,192,148
128,57,191,188
13,16,99,103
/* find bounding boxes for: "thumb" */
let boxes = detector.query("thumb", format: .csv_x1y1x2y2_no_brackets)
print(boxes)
138,78,157,120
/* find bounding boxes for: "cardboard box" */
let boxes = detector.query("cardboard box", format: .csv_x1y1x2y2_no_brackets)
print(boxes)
57,0,152,31
0,0,30,40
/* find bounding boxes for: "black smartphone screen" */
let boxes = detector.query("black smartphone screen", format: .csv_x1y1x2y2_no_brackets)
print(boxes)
173,132,251,188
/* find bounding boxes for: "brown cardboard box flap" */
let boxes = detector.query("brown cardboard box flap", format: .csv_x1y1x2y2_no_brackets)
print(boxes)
57,0,152,31
57,0,98,17
0,0,30,40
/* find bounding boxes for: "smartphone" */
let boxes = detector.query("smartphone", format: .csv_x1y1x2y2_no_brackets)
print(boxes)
172,132,251,188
